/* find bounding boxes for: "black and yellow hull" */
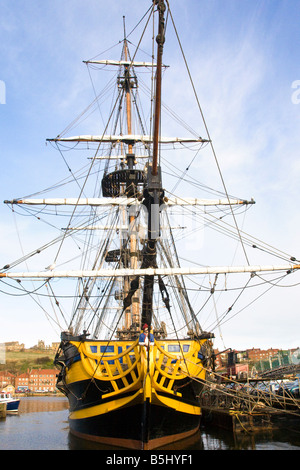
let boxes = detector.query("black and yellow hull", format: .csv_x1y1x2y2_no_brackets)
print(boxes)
56,337,210,449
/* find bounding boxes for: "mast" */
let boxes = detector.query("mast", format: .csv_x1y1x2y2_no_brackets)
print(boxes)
123,33,140,331
140,0,166,328
152,0,165,177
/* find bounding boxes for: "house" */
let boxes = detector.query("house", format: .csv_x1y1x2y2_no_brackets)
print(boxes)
0,371,15,390
1,368,59,392
2,384,15,394
28,368,58,392
4,341,25,351
227,363,249,379
15,371,30,391
246,348,279,362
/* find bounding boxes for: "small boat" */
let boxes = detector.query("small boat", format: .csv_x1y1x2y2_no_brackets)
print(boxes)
0,392,20,413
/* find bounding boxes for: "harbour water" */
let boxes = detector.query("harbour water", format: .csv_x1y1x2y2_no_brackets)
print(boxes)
0,396,299,451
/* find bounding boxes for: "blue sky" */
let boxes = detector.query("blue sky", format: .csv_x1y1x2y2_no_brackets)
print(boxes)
0,0,300,351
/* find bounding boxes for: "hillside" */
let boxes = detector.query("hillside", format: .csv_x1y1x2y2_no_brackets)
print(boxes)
0,349,57,374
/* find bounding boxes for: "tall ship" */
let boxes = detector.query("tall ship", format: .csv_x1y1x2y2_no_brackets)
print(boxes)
1,0,299,450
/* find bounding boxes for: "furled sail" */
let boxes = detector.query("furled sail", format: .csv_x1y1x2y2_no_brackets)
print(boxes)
4,197,255,206
83,60,159,67
46,134,209,144
1,264,299,279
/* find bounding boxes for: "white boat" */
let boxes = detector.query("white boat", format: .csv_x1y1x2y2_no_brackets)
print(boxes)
0,392,20,413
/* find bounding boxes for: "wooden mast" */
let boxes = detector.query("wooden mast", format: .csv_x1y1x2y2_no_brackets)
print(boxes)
152,0,165,177
123,35,140,332
140,0,166,329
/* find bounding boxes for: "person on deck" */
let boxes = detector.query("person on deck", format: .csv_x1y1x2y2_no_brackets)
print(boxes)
139,324,154,347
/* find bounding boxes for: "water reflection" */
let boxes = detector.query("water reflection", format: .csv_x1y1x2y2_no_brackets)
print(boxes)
69,425,300,451
201,424,300,450
19,396,69,414
1,397,298,450
68,429,204,451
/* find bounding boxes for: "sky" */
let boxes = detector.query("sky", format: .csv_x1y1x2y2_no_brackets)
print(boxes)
0,0,300,351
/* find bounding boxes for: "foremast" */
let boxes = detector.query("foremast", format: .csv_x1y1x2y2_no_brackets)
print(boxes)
96,4,167,340
122,36,140,335
102,35,146,340
103,0,167,338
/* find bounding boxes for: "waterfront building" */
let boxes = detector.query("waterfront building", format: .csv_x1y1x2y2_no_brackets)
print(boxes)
28,369,58,392
14,368,59,392
246,348,279,362
15,372,30,391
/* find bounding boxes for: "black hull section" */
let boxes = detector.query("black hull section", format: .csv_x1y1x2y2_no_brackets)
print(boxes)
69,402,201,450
58,378,114,413
60,375,202,414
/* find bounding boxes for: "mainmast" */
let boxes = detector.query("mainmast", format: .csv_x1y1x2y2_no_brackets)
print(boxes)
152,0,165,177
140,0,166,328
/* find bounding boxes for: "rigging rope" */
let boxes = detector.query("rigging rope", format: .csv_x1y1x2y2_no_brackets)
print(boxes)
166,0,250,266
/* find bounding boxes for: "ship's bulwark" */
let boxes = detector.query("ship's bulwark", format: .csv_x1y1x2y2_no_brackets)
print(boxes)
55,338,211,450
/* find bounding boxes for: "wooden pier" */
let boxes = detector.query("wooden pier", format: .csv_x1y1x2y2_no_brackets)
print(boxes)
200,377,300,434
0,403,7,419
201,406,273,432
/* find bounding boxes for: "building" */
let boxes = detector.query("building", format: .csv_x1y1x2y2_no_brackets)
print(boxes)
213,349,222,369
246,348,279,362
2,384,15,394
291,348,300,364
14,368,59,392
227,363,249,379
4,341,25,352
28,340,59,351
0,371,15,390
28,368,58,392
15,371,30,391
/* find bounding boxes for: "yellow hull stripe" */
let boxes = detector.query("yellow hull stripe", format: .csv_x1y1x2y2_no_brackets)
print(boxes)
69,388,143,420
69,386,200,421
152,389,201,415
